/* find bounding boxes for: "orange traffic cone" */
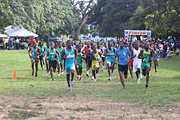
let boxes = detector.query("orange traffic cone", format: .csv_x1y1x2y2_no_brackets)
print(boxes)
13,69,17,80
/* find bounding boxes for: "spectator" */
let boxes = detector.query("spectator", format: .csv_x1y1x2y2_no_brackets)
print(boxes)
3,38,6,50
30,37,35,47
5,37,8,49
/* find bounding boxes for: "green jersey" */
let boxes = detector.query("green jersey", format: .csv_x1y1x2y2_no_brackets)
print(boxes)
48,50,56,61
77,51,83,68
39,46,45,56
57,47,63,62
45,46,51,55
142,50,150,63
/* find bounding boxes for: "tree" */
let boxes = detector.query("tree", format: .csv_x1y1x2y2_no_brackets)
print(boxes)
72,0,95,40
88,0,140,39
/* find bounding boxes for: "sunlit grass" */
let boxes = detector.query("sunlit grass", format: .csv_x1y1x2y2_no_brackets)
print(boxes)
0,50,180,108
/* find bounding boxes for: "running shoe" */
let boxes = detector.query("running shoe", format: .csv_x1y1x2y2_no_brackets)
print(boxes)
71,80,74,87
32,71,34,76
146,84,148,88
68,86,72,92
46,71,50,77
137,78,140,83
94,79,97,82
91,76,94,80
140,73,143,79
57,74,60,77
61,71,64,74
35,72,37,77
96,73,99,78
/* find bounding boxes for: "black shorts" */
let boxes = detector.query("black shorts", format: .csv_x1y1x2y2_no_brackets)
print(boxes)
40,56,43,61
102,57,105,63
86,57,92,68
49,60,57,69
118,64,128,75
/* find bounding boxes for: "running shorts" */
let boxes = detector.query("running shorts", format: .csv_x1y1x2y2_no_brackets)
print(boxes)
141,62,150,69
118,64,128,76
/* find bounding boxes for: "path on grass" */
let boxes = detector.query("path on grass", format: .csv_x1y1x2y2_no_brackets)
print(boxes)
0,95,179,120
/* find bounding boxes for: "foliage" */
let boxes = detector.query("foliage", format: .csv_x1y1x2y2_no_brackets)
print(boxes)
0,0,76,37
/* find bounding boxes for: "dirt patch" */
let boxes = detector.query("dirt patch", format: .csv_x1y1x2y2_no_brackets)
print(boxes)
0,95,179,120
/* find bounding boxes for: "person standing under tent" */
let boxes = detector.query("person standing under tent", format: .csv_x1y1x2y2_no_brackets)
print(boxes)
115,41,131,90
61,40,77,91
28,42,40,77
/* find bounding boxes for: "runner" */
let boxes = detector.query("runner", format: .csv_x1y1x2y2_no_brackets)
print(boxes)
128,44,133,79
91,45,101,82
138,42,153,88
131,41,142,83
61,40,77,91
115,41,131,90
28,42,40,77
46,43,59,81
97,42,103,71
45,42,51,77
76,44,85,80
153,45,159,72
104,43,115,80
57,42,64,77
101,43,106,71
83,42,91,77
39,42,45,70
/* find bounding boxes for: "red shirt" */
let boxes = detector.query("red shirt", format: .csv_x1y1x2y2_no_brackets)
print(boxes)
163,44,167,50
30,39,35,45
85,47,91,56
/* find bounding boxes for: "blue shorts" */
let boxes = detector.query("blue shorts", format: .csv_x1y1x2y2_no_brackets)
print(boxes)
65,63,75,74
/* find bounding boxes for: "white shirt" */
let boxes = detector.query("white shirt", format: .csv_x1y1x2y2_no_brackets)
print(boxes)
133,48,142,63
15,39,19,43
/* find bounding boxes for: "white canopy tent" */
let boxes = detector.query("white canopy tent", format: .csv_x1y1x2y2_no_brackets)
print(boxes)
0,34,8,38
5,26,38,37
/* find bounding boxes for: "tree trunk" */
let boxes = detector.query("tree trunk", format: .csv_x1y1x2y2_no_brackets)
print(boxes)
73,18,85,41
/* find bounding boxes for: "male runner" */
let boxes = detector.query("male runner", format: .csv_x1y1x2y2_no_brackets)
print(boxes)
45,42,51,76
91,45,101,82
28,42,40,77
57,42,64,77
47,43,59,81
83,42,91,77
138,42,153,88
104,43,115,80
115,41,131,90
76,44,85,80
131,41,142,83
39,42,45,70
61,40,77,91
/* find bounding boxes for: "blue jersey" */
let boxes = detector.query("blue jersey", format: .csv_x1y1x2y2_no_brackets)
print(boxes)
107,47,115,62
115,47,131,65
32,48,39,59
65,48,75,67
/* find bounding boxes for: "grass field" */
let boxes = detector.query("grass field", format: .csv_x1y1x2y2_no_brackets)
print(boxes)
0,50,180,119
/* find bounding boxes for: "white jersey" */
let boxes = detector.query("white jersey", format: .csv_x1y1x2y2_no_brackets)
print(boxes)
133,48,141,63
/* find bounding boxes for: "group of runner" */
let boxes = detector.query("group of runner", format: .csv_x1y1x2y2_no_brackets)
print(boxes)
28,40,161,91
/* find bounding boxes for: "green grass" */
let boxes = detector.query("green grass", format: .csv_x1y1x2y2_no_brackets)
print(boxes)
0,50,180,109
